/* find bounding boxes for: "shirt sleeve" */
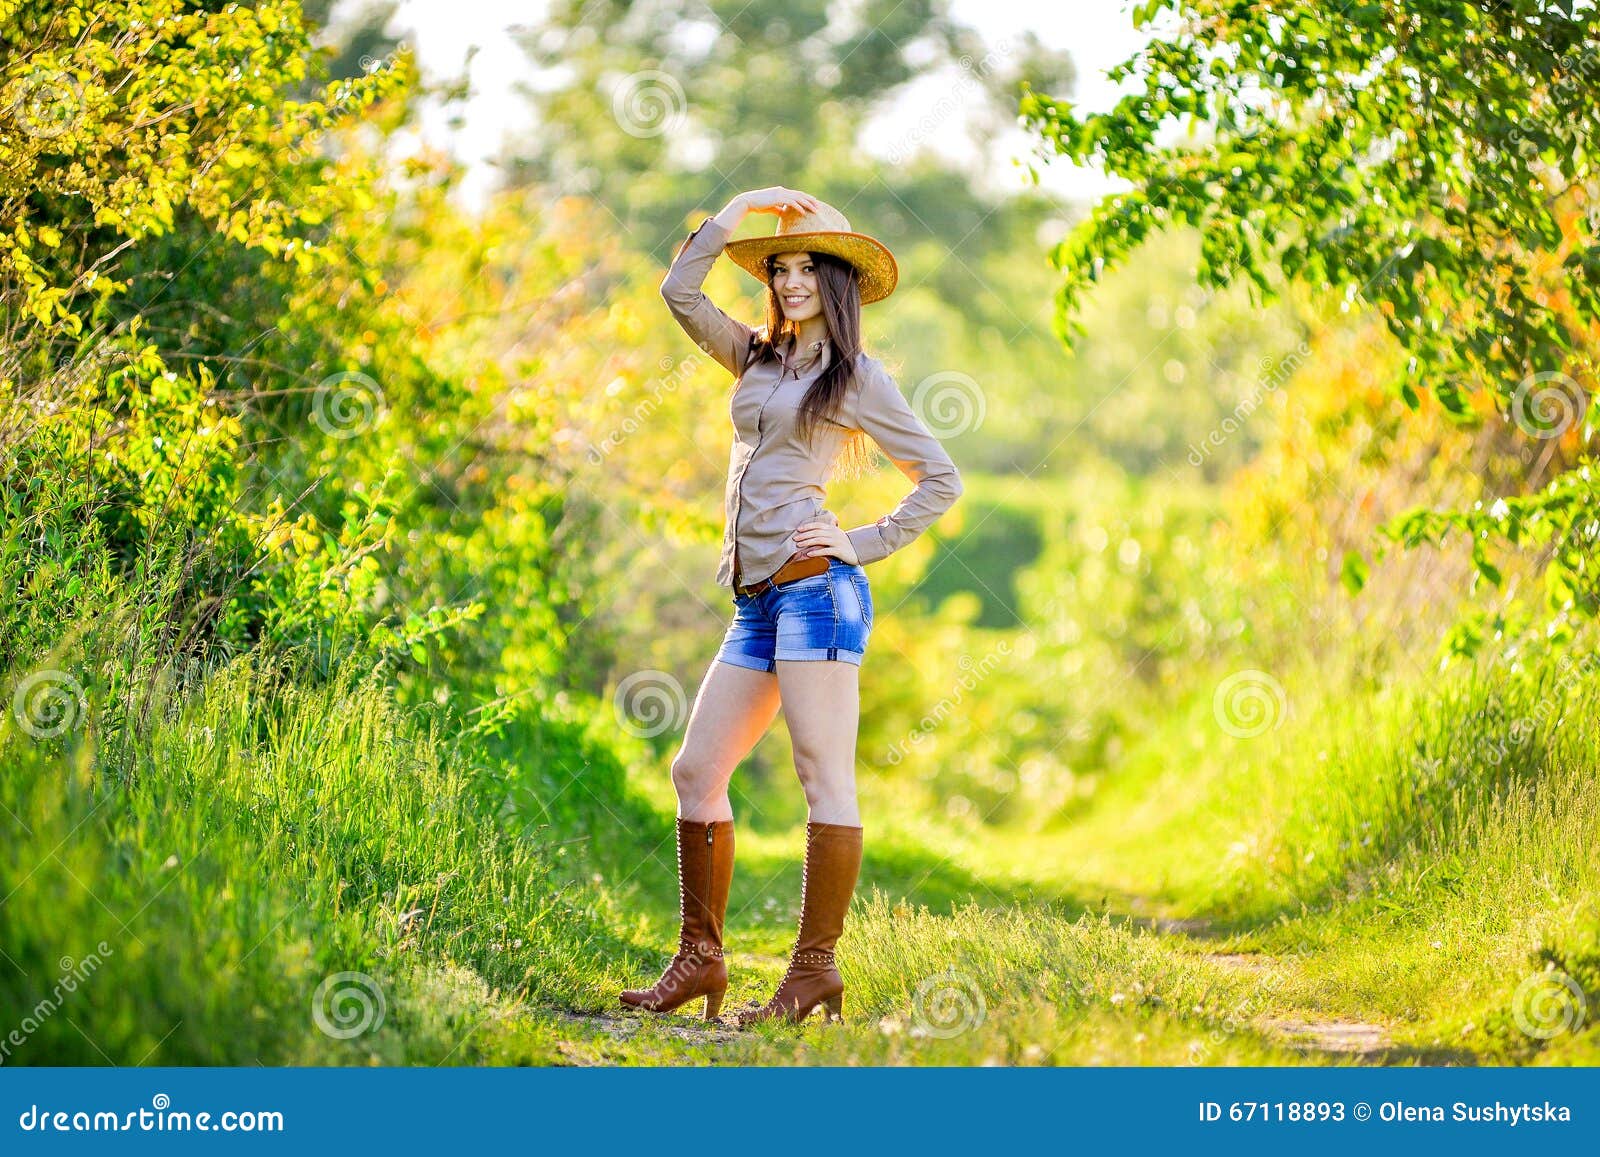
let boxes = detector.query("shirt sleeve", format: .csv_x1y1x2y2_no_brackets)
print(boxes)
843,361,965,567
660,215,757,377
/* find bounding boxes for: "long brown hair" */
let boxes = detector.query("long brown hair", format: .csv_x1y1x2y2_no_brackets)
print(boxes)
740,250,875,482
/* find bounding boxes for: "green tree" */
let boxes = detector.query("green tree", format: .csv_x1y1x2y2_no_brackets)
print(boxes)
1021,0,1600,647
300,0,405,84
0,0,411,659
502,0,1073,261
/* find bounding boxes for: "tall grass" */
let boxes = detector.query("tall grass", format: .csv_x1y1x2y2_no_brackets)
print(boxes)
0,642,652,1064
949,627,1600,1063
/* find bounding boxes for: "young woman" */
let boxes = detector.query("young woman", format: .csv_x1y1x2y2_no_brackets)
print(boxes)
619,186,964,1025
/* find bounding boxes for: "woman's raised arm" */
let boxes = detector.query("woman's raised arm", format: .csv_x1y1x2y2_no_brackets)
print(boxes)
659,188,823,376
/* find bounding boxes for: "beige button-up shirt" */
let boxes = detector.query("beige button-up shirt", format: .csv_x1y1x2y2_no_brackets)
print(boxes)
661,214,965,588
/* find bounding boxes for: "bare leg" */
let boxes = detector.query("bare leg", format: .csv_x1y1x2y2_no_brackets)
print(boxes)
671,659,783,821
775,658,860,825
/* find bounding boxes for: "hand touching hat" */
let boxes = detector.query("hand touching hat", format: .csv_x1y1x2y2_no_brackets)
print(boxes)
722,196,899,305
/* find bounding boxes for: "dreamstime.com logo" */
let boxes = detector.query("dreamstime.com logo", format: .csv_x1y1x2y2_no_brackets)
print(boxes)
1512,968,1588,1041
311,370,388,439
1212,668,1287,738
884,39,1017,166
4,67,84,140
1506,45,1600,162
1509,371,1587,440
16,1094,284,1133
1,942,114,1065
612,669,689,738
11,669,88,739
910,968,987,1038
284,50,404,165
588,354,704,463
1186,341,1313,467
612,69,686,138
911,371,986,438
884,642,1013,766
311,971,386,1040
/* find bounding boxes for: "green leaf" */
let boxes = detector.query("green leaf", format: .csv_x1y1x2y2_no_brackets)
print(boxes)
1472,548,1503,588
1340,549,1369,594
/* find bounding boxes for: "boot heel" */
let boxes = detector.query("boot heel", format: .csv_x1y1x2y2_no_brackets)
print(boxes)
821,993,844,1023
704,990,726,1020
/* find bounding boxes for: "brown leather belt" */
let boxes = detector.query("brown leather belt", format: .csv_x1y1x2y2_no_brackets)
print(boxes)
733,549,830,597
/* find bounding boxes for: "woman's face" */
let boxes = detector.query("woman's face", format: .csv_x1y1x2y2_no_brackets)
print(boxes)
770,250,822,323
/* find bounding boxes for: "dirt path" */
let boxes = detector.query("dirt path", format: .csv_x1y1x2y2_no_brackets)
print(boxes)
1201,946,1394,1057
548,1010,742,1065
563,903,1400,1064
1257,1016,1391,1055
1139,911,1395,1057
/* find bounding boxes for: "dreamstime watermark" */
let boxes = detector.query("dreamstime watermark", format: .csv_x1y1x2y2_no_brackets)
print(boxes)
911,371,986,438
311,370,387,439
910,968,987,1038
613,669,689,739
1184,955,1315,1065
1184,1009,1263,1066
284,49,405,165
622,945,714,1014
7,337,129,412
1547,650,1600,705
884,642,1012,766
1186,340,1313,467
587,354,704,463
4,67,83,140
612,69,687,138
884,39,1016,166
1505,44,1600,163
1509,370,1587,440
16,1094,284,1133
1412,728,1532,790
0,942,114,1064
1212,668,1286,738
310,971,386,1039
1410,652,1600,785
1512,968,1588,1040
11,669,88,739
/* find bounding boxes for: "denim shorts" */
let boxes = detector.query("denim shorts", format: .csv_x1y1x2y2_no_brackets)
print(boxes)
715,557,874,671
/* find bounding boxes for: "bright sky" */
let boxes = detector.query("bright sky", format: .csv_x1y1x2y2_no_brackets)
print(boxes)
354,0,1153,211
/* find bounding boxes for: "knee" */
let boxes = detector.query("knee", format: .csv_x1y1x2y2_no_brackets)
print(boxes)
792,755,854,810
671,753,720,801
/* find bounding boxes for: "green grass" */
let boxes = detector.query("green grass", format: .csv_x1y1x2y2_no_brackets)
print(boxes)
4,605,1598,1066
912,469,1051,628
544,631,1600,1066
0,654,626,1065
854,642,1600,1066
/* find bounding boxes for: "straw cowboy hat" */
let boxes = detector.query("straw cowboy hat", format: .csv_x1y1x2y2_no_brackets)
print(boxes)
722,198,900,305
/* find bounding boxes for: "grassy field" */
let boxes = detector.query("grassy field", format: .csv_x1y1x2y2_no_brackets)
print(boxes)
5,610,1595,1067
6,0,1600,1079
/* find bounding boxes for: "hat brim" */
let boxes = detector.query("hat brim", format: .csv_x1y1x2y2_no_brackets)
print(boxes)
722,230,899,305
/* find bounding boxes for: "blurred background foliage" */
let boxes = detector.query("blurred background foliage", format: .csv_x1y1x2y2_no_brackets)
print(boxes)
2,0,1598,1064
3,0,1592,826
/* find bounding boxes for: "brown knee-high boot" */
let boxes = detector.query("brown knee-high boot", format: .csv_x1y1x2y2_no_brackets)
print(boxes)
735,821,863,1026
619,817,734,1019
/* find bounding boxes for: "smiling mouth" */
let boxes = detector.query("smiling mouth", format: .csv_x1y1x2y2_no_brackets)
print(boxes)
783,296,810,305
